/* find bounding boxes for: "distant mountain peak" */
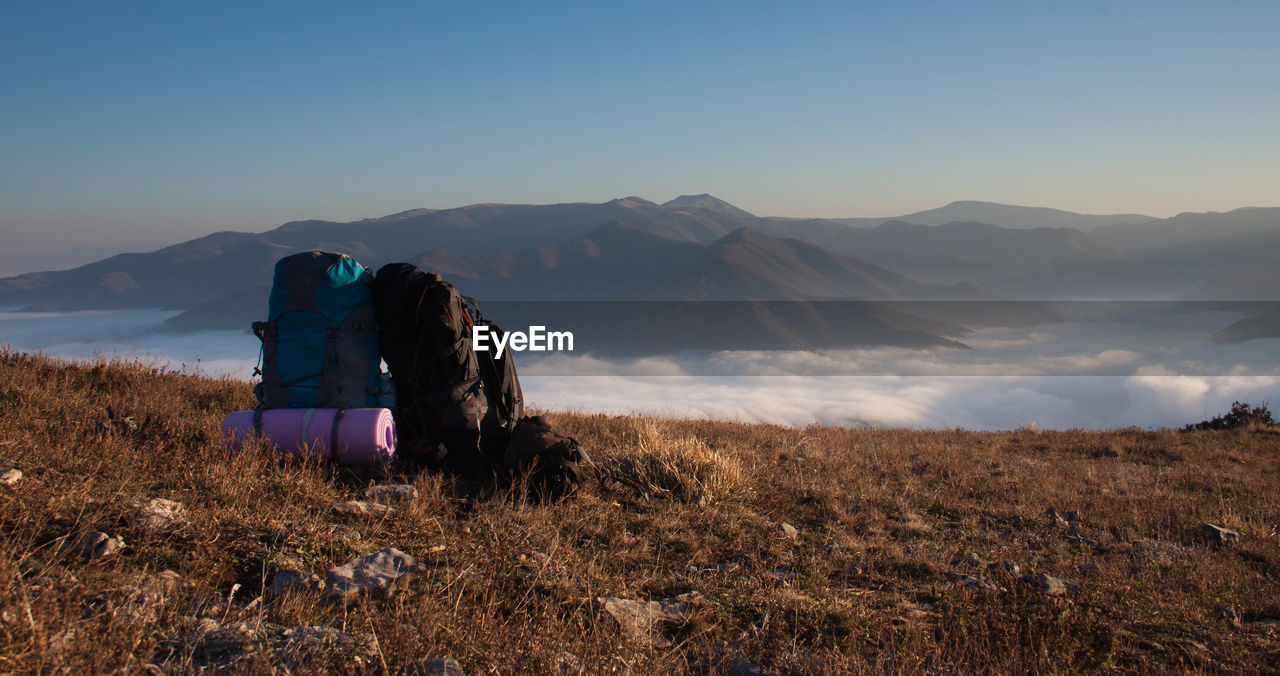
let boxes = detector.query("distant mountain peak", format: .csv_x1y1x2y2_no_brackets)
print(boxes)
889,201,1155,231
662,194,756,219
607,196,659,209
943,200,1003,207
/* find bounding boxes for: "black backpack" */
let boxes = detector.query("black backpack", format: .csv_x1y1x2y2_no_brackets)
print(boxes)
503,415,593,499
371,263,523,477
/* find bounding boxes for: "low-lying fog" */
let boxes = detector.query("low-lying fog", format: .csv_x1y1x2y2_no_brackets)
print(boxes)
2,308,1276,431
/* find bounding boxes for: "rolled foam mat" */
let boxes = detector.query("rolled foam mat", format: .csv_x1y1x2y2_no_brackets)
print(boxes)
222,408,396,465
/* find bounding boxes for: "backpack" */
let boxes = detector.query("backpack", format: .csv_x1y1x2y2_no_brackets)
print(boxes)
370,263,524,477
252,251,381,410
503,415,593,499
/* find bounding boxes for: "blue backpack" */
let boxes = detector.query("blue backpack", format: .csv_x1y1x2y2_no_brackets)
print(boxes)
252,251,381,409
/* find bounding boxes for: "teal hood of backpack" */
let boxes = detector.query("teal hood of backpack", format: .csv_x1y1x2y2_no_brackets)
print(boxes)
268,255,373,322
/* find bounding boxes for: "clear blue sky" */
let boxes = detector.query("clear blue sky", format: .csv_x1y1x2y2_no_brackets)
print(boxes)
3,1,1278,251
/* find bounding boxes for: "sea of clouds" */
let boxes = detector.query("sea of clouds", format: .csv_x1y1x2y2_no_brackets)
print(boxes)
2,307,1275,431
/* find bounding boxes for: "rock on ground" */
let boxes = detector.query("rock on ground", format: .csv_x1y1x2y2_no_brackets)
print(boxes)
400,656,465,676
184,620,376,670
363,483,418,503
269,569,326,598
949,573,999,594
595,593,701,646
329,500,395,518
63,531,125,560
137,497,187,529
1200,523,1240,546
0,467,21,486
327,547,420,601
1018,573,1069,596
777,522,799,539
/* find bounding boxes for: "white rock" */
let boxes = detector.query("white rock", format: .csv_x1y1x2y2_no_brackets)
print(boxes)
326,547,419,600
362,483,418,503
1018,573,1068,596
64,531,125,560
1201,523,1240,546
329,500,394,518
138,498,187,529
595,593,700,646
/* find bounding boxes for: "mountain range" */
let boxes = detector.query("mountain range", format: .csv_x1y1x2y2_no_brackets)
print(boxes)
2,195,1277,348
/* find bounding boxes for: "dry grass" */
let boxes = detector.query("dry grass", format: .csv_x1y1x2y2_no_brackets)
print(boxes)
1,348,1279,673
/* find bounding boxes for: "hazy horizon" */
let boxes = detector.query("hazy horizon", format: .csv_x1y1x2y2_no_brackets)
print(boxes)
2,306,1276,431
4,3,1279,251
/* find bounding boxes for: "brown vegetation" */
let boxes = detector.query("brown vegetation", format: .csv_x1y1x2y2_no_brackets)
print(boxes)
0,349,1278,673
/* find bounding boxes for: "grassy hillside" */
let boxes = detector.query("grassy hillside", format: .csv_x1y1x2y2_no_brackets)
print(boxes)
0,349,1277,673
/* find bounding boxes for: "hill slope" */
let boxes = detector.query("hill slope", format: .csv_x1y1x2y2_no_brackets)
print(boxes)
1,350,1278,672
639,228,990,301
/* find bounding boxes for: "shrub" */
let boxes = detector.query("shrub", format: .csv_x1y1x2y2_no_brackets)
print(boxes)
1183,400,1276,431
602,419,747,502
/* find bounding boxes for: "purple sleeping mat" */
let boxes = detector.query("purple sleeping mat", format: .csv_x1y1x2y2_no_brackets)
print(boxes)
222,408,396,466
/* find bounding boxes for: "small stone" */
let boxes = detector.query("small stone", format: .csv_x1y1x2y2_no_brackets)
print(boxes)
777,522,799,539
326,547,419,600
401,656,465,676
64,532,125,560
269,569,325,598
1200,523,1240,546
1018,573,1068,596
138,497,187,530
949,573,998,593
596,593,699,646
362,484,418,503
963,552,985,567
0,468,21,486
329,500,395,518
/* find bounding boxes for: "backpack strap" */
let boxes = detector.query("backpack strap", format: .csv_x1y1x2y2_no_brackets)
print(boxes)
252,406,264,437
252,320,289,407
